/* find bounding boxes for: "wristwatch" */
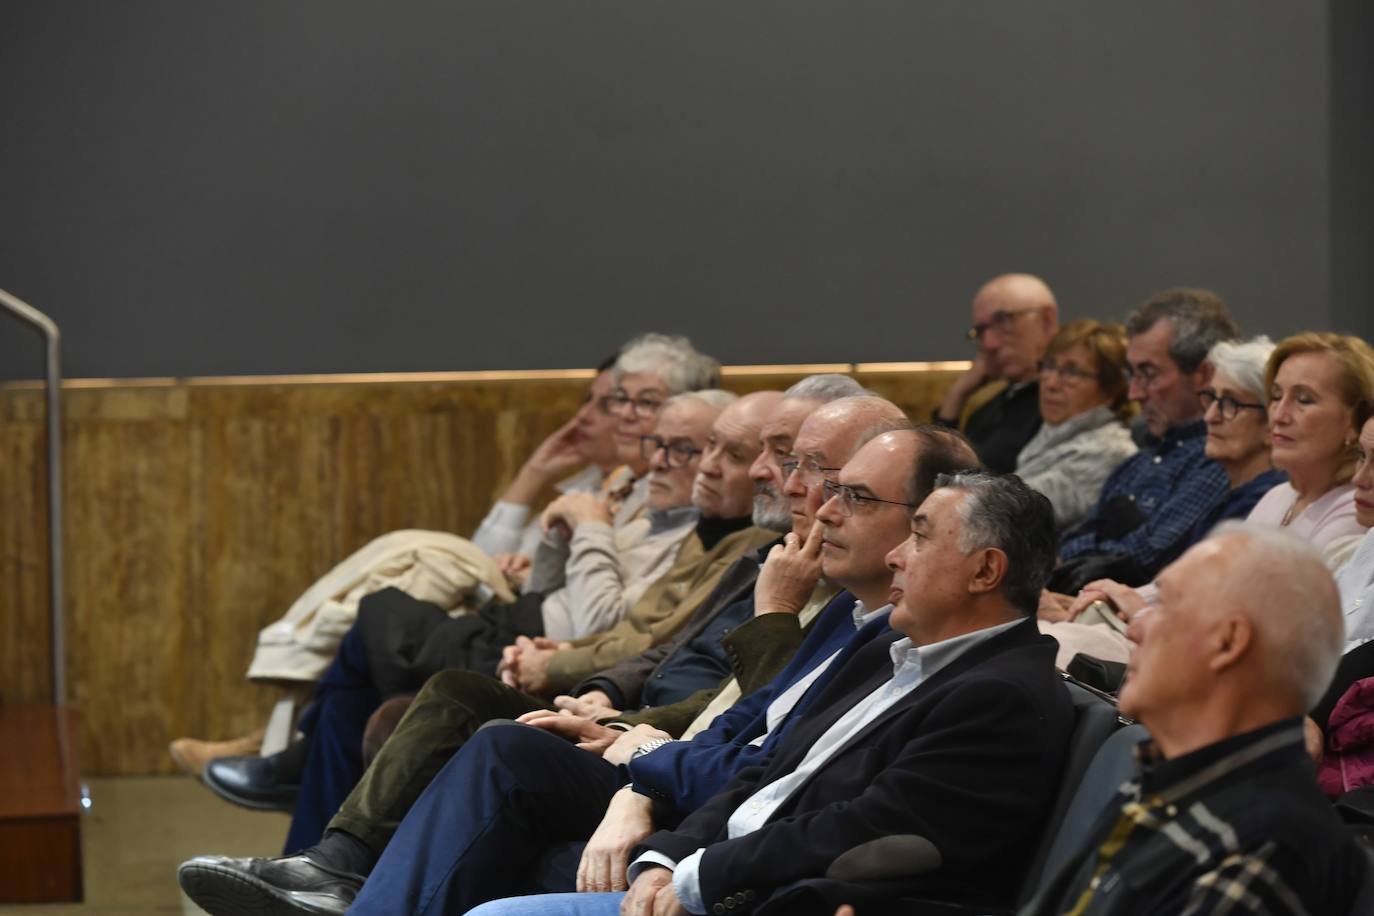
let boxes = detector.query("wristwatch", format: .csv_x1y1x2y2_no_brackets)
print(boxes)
630,737,674,761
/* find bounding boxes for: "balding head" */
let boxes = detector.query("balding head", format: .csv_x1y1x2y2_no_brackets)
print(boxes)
782,396,912,535
1120,522,1343,756
693,390,780,520
970,273,1059,384
1209,523,1344,708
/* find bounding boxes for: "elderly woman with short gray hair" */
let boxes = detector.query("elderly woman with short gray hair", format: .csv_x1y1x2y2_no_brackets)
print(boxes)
1013,319,1137,530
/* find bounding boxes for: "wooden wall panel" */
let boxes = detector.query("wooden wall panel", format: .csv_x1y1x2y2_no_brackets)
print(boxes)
0,365,961,774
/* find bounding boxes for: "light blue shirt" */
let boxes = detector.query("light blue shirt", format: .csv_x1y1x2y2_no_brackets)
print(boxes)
668,617,1023,914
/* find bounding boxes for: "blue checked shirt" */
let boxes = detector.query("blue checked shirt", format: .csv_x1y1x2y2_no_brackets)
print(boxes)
1058,420,1228,574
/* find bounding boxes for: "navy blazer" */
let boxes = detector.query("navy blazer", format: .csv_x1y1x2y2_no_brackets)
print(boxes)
627,590,871,813
638,617,1073,915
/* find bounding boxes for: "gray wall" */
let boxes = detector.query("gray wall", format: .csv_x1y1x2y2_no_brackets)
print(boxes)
0,1,1367,379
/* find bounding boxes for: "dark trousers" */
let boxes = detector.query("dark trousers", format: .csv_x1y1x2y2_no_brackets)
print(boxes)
329,669,551,854
283,588,547,854
348,722,628,915
287,621,380,854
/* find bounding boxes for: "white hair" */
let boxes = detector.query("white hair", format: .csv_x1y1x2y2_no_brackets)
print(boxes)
1208,336,1275,402
665,388,737,412
614,333,720,394
1208,520,1344,709
783,373,868,402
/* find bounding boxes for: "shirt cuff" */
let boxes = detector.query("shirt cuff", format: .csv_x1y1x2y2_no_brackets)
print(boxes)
628,851,678,884
671,849,708,915
471,501,532,554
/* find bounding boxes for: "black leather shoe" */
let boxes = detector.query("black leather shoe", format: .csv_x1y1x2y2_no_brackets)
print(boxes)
178,853,361,916
202,755,300,812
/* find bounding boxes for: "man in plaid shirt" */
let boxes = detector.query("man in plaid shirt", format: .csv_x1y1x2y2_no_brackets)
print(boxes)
1022,523,1367,916
1057,289,1237,582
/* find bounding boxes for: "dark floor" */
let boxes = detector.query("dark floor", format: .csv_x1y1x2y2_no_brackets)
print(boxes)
3,776,289,915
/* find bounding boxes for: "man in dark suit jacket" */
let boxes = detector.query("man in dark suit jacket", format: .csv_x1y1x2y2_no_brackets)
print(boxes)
461,471,1075,916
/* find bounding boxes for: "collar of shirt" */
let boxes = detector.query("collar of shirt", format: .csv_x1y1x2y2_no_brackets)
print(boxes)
1144,418,1208,454
1133,717,1305,803
852,600,891,629
885,616,1024,680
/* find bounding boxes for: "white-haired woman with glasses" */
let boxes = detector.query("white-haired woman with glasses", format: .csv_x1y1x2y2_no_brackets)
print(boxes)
1013,319,1137,530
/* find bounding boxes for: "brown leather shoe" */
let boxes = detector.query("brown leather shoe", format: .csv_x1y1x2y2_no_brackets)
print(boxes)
169,728,265,777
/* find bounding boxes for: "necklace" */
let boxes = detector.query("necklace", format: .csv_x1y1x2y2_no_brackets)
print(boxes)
1281,498,1303,527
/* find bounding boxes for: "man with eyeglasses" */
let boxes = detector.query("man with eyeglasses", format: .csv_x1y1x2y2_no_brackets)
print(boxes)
935,273,1059,473
1050,288,1238,593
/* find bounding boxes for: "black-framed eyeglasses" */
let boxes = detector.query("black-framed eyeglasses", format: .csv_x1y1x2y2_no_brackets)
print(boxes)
778,457,842,487
606,389,664,419
822,479,918,517
1198,388,1266,421
1037,359,1097,385
640,435,702,468
966,308,1036,342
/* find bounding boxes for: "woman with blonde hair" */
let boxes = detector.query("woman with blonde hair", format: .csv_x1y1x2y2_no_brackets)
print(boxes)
1248,331,1374,567
1014,319,1137,530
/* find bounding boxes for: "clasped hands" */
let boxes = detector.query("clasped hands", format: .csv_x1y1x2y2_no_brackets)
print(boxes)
497,635,572,693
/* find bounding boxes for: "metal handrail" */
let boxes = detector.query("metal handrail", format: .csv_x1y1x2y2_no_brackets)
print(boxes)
0,287,65,705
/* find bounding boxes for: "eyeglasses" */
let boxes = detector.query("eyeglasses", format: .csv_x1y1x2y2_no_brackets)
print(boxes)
606,389,665,419
1198,389,1266,421
1037,359,1097,385
778,457,842,487
966,308,1037,342
822,479,918,517
1122,364,1165,387
639,435,702,468
584,392,625,417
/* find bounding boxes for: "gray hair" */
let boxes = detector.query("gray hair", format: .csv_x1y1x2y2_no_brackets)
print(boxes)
614,333,721,393
1208,336,1275,403
933,471,1057,615
1207,521,1344,709
783,373,868,403
664,388,737,412
1125,288,1239,374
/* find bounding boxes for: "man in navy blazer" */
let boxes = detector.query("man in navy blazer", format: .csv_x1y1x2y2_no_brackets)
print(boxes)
468,471,1074,916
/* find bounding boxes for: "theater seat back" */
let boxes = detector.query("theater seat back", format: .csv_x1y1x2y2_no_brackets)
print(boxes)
1348,845,1374,916
1014,681,1129,903
1030,720,1149,897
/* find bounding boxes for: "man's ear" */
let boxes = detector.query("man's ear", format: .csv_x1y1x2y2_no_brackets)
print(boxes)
968,547,1008,597
1207,614,1252,673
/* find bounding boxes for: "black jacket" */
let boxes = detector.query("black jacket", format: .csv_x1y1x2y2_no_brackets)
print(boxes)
637,617,1073,915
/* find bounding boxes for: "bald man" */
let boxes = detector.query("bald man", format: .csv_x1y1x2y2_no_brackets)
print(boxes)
1020,522,1367,916
936,273,1059,473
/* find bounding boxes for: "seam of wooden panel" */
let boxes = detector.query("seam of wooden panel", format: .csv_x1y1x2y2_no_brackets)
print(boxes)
0,360,973,392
